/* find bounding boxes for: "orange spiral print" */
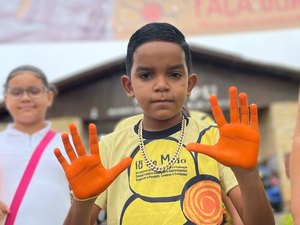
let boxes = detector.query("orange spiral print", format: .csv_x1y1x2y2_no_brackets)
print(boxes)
183,180,223,225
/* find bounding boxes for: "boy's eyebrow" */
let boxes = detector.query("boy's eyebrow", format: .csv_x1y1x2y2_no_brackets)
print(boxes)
135,64,186,72
169,64,186,70
135,65,153,71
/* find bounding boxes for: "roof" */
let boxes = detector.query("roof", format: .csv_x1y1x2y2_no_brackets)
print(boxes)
1,44,299,116
54,45,300,90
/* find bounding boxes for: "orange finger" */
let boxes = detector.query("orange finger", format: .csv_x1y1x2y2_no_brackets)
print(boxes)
88,123,105,169
229,86,239,123
239,92,249,125
187,143,236,167
69,123,86,156
210,96,226,128
108,157,133,182
54,148,70,171
89,123,100,156
186,143,216,156
61,133,77,161
187,142,257,169
250,104,259,131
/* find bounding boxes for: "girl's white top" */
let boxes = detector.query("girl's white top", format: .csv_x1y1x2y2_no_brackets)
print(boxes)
0,122,70,225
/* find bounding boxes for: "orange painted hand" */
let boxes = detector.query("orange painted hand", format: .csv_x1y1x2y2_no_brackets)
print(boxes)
54,123,132,201
187,86,260,169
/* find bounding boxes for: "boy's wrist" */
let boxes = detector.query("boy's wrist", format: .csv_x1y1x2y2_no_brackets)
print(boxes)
231,166,260,183
73,197,97,208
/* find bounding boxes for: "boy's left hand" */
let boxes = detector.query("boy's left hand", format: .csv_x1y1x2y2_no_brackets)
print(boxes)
187,86,260,169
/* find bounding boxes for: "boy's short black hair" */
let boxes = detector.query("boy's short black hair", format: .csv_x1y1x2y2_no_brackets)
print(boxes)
125,22,192,75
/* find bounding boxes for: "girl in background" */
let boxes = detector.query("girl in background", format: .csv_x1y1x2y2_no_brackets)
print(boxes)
0,65,70,225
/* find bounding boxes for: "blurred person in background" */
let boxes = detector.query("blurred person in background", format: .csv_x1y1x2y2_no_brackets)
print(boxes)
290,90,300,225
0,65,71,225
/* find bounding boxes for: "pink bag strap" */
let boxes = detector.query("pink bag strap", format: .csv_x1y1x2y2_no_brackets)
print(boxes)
5,130,56,225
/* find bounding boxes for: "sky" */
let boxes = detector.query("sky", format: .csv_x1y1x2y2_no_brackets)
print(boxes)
0,27,299,102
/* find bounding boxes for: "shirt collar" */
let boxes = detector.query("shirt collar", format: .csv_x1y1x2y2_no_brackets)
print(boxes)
5,121,51,136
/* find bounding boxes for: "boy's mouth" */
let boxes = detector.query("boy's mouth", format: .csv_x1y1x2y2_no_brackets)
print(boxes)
151,99,173,103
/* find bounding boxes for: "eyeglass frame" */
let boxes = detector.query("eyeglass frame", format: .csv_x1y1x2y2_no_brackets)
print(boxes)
4,86,49,100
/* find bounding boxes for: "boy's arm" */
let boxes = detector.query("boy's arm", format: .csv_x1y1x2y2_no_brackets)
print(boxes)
290,92,300,225
230,167,273,225
62,200,101,225
221,189,244,225
63,199,96,225
187,86,275,225
54,123,132,225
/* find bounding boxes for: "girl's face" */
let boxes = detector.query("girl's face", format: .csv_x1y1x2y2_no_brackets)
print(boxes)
4,72,54,128
122,41,197,130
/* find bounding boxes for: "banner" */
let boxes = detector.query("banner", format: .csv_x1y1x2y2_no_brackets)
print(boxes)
113,0,300,38
1,0,300,43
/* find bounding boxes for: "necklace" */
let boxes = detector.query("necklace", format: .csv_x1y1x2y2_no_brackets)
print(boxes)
138,115,186,173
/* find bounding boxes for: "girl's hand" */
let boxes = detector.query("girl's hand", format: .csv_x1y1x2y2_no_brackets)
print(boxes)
0,201,10,218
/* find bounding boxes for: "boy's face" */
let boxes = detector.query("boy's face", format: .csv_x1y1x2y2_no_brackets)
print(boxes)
122,41,197,123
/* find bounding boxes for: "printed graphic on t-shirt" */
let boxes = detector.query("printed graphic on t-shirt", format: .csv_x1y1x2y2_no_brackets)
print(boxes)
120,136,223,225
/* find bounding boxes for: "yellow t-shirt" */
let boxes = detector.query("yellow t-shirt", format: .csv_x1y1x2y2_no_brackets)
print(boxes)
114,110,214,130
95,117,237,225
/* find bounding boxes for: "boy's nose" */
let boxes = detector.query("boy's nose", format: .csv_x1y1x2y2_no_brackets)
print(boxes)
154,76,169,92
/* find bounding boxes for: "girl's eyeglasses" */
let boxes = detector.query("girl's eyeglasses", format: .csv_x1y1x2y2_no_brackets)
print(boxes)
5,86,48,99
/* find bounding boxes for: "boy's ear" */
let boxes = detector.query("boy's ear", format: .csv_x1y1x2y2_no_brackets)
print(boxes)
187,74,198,96
121,75,135,98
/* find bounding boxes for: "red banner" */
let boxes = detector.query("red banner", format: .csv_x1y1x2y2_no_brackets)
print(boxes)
113,0,300,38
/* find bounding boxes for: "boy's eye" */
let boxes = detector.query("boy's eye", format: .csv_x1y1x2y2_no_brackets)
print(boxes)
169,72,182,78
139,72,153,79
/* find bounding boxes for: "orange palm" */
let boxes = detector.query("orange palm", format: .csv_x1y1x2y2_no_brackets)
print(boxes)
187,87,260,169
54,123,132,200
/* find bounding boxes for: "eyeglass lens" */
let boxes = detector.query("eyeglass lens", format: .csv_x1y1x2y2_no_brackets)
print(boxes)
6,86,46,99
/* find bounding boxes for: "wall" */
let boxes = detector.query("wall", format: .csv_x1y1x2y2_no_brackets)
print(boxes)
267,101,298,209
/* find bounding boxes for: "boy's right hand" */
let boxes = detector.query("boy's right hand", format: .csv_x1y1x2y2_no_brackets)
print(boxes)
54,123,132,201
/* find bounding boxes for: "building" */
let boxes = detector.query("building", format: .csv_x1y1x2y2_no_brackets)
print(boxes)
0,45,299,209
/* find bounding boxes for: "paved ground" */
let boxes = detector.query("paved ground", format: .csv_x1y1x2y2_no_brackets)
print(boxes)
98,211,292,224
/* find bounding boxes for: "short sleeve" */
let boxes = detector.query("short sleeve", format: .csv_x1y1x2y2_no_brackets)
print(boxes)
218,163,238,194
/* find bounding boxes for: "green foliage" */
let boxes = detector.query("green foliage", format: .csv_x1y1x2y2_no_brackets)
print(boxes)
277,213,293,225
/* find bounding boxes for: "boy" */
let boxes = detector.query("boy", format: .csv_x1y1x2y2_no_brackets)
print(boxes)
112,109,242,224
54,22,274,225
114,107,214,130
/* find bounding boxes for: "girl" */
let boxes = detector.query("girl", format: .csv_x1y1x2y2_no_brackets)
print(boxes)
0,65,70,225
